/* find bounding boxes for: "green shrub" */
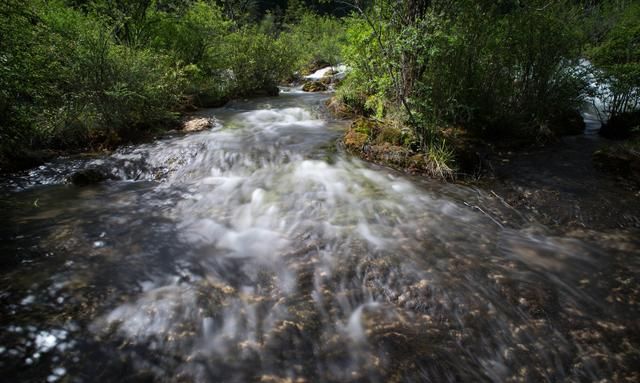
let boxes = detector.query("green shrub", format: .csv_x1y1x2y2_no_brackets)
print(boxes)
588,2,640,122
340,0,587,144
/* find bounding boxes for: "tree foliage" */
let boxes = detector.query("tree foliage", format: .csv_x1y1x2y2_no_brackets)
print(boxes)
0,0,343,168
337,0,589,147
588,1,640,120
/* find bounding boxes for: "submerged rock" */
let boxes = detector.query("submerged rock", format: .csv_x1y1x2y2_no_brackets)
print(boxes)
319,70,337,85
302,81,327,93
67,168,118,186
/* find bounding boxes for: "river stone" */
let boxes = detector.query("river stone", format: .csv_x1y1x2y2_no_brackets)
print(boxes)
302,81,327,92
67,168,118,186
182,117,214,132
319,70,337,85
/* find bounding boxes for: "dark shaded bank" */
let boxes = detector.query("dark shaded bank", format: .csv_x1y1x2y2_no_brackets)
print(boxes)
482,135,640,232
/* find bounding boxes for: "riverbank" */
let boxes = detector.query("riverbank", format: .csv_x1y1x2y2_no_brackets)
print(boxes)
1,101,250,175
1,90,638,382
334,106,639,234
480,135,640,231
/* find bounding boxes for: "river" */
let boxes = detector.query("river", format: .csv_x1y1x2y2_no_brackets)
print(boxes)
0,91,638,382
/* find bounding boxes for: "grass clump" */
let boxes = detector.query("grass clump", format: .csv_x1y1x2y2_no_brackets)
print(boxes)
342,117,456,180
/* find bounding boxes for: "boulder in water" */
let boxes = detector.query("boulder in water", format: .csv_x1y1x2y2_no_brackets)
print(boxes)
302,81,328,92
181,117,214,132
67,168,118,186
319,70,338,85
300,59,331,76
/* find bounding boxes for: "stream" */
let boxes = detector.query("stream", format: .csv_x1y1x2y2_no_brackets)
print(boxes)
1,91,638,382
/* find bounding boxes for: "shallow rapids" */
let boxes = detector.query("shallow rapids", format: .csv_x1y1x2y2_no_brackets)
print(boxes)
1,92,638,382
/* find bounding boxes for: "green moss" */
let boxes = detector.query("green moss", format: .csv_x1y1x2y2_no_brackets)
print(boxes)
376,126,404,146
352,118,374,135
302,81,328,92
344,129,368,150
342,117,456,179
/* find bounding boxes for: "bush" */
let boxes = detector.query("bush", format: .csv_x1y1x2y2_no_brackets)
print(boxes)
280,12,346,73
224,27,296,97
2,0,342,168
588,2,640,128
339,0,588,146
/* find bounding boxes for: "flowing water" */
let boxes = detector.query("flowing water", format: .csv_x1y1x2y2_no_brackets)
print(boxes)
1,91,638,382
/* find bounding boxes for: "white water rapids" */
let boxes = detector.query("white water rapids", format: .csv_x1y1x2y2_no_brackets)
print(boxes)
0,92,637,382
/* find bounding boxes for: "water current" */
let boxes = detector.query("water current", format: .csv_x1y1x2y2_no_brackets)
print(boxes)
0,91,638,382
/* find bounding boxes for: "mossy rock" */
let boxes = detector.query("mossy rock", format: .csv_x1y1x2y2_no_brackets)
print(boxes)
319,70,338,85
302,81,328,92
325,97,355,119
342,117,456,178
319,76,333,85
343,118,375,151
344,129,369,150
351,117,376,135
365,144,411,167
375,126,405,146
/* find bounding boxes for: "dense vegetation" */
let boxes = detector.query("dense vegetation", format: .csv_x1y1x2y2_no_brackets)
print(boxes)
1,0,639,176
335,0,639,177
0,0,344,170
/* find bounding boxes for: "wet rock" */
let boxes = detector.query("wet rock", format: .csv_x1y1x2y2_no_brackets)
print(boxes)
67,168,118,186
181,117,214,132
300,60,331,76
319,70,337,85
302,81,327,93
259,375,307,383
343,118,375,151
343,130,369,150
325,97,355,119
364,144,412,167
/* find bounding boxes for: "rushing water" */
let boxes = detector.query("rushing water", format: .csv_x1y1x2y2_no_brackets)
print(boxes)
1,91,638,382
